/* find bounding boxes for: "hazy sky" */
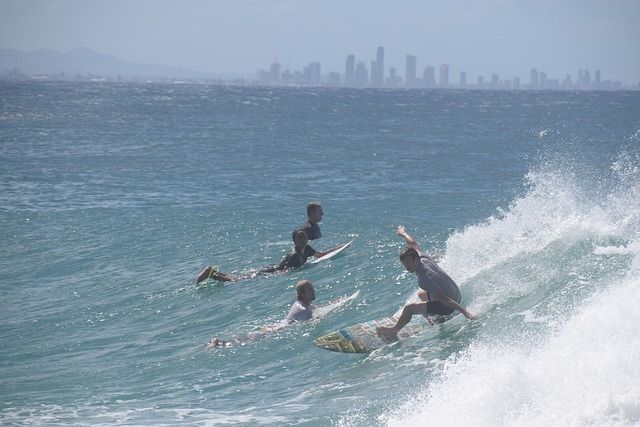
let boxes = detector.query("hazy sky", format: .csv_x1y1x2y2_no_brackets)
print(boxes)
1,0,639,83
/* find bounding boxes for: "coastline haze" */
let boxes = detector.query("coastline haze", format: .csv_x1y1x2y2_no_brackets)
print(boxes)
0,0,639,84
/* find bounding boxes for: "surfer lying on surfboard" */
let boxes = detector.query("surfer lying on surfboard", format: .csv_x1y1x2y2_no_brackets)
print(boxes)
207,280,316,348
376,226,476,341
196,231,345,284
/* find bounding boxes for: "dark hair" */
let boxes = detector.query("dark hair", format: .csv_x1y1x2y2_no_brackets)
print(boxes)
293,230,308,243
307,202,322,216
399,247,419,261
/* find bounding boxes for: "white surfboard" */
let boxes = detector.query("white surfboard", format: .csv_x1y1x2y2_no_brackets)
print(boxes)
313,290,360,318
310,240,353,264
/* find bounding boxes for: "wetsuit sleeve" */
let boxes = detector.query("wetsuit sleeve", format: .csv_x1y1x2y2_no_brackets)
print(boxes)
304,245,316,257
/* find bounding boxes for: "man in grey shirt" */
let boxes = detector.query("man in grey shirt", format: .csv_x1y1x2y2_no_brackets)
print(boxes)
377,226,476,341
282,280,316,324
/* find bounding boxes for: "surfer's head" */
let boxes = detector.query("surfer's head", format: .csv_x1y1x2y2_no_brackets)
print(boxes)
307,202,323,223
293,230,309,251
399,247,420,273
296,280,316,304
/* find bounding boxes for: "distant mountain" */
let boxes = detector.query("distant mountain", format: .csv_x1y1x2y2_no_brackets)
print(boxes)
0,47,205,79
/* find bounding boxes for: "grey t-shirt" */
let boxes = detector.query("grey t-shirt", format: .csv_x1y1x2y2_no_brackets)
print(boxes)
415,251,461,303
283,300,313,324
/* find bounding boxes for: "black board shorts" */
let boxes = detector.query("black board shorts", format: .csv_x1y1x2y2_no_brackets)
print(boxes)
424,295,460,324
425,301,455,316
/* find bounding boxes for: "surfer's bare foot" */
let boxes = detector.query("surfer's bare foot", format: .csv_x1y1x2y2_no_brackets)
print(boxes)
376,326,399,342
196,266,213,285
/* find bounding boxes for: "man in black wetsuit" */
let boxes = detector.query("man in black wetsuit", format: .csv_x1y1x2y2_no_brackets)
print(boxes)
196,231,333,284
292,202,323,242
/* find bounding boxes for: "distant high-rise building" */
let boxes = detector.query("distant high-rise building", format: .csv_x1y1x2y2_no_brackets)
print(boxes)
583,69,591,87
372,46,385,87
577,69,593,89
387,67,402,86
459,71,467,87
405,55,417,88
513,76,521,89
424,66,436,88
594,69,601,88
355,62,368,87
540,71,547,89
530,68,539,88
491,73,499,89
281,69,293,85
308,62,321,86
345,54,355,86
270,62,281,83
439,64,449,86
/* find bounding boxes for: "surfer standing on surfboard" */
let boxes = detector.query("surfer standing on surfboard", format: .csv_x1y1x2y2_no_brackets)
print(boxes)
376,226,476,341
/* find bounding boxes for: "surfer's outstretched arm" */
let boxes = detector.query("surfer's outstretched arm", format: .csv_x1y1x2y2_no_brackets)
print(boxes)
313,245,344,258
397,225,422,252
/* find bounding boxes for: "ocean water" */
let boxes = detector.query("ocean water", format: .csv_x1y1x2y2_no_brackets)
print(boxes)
1,81,639,426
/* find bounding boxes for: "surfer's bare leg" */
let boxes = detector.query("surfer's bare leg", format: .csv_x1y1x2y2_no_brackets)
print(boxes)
196,266,234,284
376,302,426,340
196,266,213,284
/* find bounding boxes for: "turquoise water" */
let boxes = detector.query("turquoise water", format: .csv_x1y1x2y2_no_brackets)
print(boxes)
1,82,640,426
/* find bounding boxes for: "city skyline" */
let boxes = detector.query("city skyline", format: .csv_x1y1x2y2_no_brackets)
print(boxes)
1,1,639,85
257,46,631,90
0,45,632,91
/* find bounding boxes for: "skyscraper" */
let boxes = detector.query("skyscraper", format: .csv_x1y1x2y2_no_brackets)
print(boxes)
424,66,436,88
540,71,547,89
459,71,467,87
270,62,281,83
439,64,449,87
345,54,355,87
372,46,384,87
491,73,499,89
530,68,539,88
405,55,417,88
355,62,368,87
308,62,321,86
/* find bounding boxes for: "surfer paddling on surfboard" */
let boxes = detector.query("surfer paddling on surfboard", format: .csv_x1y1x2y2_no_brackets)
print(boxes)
196,231,342,285
376,226,476,342
207,280,316,348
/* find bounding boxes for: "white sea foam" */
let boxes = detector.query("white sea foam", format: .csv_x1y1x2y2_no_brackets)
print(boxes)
387,269,640,427
386,155,640,427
